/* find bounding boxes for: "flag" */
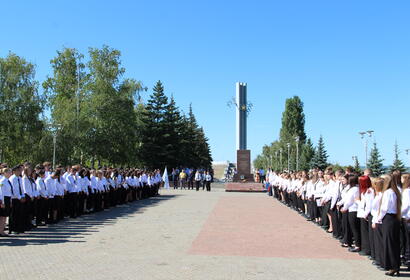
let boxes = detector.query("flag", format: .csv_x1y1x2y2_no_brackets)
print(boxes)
162,167,170,189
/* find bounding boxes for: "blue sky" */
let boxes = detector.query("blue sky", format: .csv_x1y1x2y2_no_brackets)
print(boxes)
1,0,410,166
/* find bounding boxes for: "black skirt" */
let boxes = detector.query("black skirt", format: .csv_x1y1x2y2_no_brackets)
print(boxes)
0,196,11,217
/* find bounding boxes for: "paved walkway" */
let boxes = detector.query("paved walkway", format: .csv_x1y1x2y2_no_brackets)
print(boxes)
0,187,399,279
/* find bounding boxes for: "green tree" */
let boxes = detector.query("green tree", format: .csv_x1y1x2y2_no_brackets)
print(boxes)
300,138,315,170
312,135,328,170
140,80,169,169
85,45,141,166
354,157,361,173
368,142,384,176
279,96,306,143
0,52,46,165
43,47,88,165
389,141,406,173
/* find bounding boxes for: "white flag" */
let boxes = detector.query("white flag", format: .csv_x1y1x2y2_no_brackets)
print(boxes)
162,167,170,189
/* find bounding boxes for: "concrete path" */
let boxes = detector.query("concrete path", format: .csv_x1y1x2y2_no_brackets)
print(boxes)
0,187,399,279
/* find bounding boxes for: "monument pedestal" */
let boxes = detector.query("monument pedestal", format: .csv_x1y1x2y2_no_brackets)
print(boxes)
233,150,253,182
227,150,265,192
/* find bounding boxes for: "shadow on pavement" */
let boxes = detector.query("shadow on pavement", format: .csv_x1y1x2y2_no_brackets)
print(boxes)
0,194,179,247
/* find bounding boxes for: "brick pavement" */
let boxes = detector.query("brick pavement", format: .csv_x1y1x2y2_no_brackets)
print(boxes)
0,187,396,280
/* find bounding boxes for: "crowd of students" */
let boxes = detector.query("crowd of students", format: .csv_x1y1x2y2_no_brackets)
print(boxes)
267,167,408,277
0,161,163,236
170,168,213,191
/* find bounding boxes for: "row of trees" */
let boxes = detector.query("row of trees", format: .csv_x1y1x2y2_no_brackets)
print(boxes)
254,96,407,175
0,46,212,169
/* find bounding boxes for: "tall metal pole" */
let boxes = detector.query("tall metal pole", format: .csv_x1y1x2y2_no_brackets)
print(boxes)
275,150,278,171
295,136,300,171
53,134,57,170
359,130,374,168
287,143,290,171
279,149,283,171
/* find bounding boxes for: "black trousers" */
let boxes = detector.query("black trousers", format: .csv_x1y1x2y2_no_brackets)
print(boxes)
382,214,401,270
206,181,211,191
10,199,24,233
374,222,384,267
342,211,352,245
329,206,340,237
348,211,361,248
360,218,370,254
195,181,200,191
321,202,330,228
368,214,376,259
68,192,79,217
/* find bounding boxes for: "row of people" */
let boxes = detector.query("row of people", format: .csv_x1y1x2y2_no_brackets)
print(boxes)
267,167,407,277
0,162,163,236
171,168,213,191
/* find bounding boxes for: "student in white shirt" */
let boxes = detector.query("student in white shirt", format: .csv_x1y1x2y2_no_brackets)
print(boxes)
9,165,25,234
205,171,212,192
401,174,410,270
374,174,401,276
340,175,360,252
0,168,13,236
370,177,384,269
357,175,372,256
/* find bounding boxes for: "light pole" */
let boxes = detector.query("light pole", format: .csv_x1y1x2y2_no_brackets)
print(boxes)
50,124,62,170
275,150,279,171
359,130,374,167
287,143,291,172
295,136,300,171
406,149,410,171
279,148,283,171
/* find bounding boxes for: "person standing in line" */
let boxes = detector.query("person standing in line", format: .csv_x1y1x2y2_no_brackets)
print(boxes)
195,170,201,191
370,178,384,270
357,175,372,256
179,169,187,190
205,171,212,192
0,168,13,236
340,175,361,252
9,165,25,234
401,173,410,270
374,174,402,276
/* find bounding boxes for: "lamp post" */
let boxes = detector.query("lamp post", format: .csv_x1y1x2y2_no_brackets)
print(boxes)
275,150,279,171
295,136,300,171
359,130,374,168
406,149,410,171
287,143,291,172
279,148,283,171
50,124,62,170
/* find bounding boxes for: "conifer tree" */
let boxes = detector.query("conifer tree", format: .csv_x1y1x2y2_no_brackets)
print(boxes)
312,135,328,170
368,142,384,176
389,141,406,173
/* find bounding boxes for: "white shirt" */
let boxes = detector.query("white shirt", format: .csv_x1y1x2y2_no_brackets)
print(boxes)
9,174,24,199
376,188,398,223
45,177,57,198
402,188,410,219
36,177,48,198
371,193,382,224
341,185,359,212
0,177,13,197
22,175,35,197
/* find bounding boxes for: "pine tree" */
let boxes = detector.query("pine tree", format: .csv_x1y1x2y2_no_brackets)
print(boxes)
389,141,406,173
140,80,169,169
299,138,315,170
312,135,328,170
354,157,361,173
163,96,183,168
368,142,384,176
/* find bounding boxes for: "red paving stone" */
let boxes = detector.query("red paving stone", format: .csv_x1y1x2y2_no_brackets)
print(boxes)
225,183,266,192
189,195,362,260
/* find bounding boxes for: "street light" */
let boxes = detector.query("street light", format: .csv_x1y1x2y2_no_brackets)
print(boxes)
359,130,374,167
279,148,283,171
275,150,279,171
50,124,62,170
287,143,291,172
295,136,300,171
406,149,410,170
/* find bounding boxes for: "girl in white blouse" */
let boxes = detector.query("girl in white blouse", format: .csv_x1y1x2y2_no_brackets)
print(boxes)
401,174,410,270
375,174,401,276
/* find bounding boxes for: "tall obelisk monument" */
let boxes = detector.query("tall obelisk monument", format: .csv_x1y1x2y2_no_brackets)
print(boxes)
234,82,252,181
